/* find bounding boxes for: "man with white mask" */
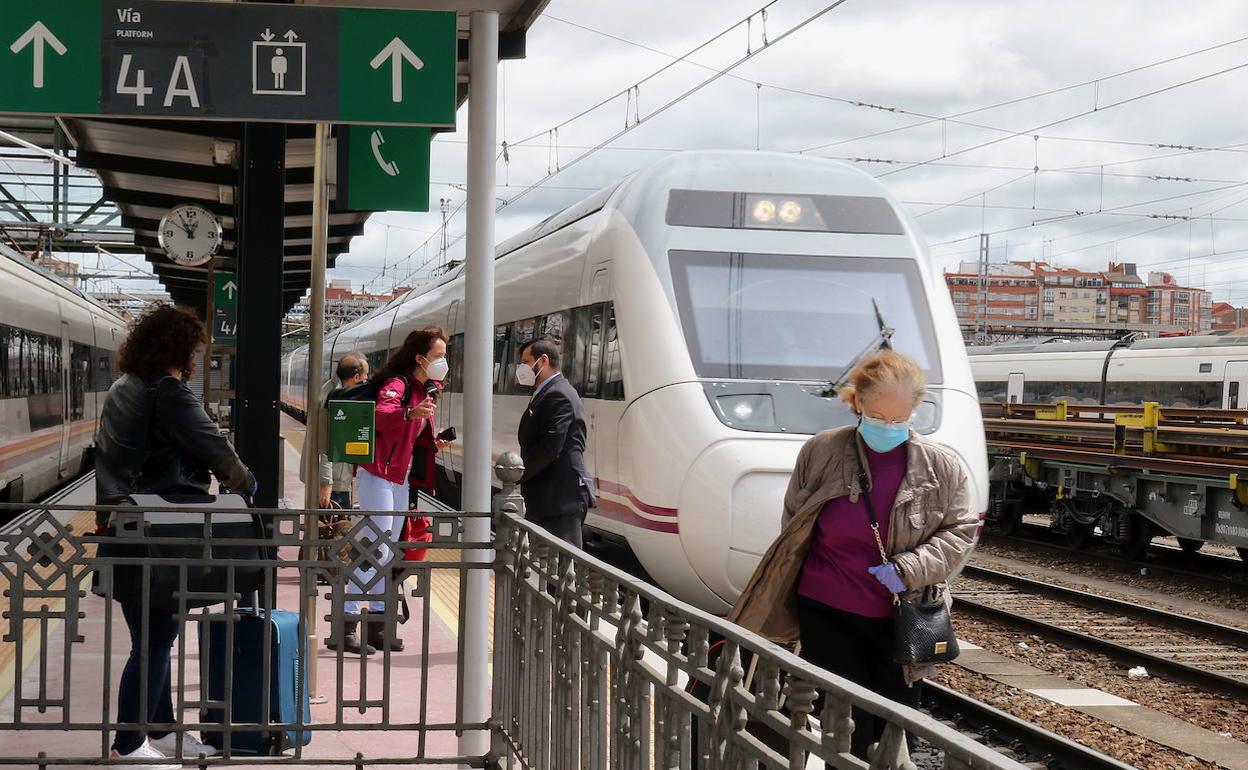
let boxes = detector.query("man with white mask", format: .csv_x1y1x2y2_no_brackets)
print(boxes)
515,336,595,547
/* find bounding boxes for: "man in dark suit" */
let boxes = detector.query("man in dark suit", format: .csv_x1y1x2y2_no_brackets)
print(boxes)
516,336,595,547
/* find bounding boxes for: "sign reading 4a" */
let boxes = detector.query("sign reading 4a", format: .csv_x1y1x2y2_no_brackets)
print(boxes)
0,1,99,115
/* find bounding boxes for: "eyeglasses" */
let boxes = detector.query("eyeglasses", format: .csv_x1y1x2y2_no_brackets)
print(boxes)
861,414,912,428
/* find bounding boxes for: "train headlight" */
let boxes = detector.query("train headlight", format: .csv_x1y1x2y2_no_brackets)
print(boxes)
778,200,803,223
751,199,776,223
715,394,776,428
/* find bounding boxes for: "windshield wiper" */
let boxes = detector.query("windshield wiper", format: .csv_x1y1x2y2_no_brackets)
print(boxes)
818,298,894,398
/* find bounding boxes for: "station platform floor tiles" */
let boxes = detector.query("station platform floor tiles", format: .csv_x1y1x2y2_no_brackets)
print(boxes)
0,420,481,768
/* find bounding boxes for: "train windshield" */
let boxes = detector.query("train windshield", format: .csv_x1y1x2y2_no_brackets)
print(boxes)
669,250,942,382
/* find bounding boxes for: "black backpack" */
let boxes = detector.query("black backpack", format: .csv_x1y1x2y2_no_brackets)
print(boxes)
327,377,416,409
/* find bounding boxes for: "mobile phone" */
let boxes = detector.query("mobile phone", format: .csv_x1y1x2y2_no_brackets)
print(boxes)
437,426,456,442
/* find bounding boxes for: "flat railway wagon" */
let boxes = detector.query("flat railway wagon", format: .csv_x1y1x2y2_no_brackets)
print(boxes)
970,337,1248,561
284,150,988,612
0,243,125,519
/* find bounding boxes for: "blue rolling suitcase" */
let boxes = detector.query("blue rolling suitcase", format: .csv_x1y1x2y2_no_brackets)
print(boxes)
200,608,312,754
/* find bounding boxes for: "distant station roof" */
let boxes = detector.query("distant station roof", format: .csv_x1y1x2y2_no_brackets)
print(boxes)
0,0,547,312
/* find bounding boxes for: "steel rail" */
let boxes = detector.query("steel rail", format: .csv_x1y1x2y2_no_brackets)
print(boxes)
923,682,1140,770
953,591,1248,704
962,564,1248,649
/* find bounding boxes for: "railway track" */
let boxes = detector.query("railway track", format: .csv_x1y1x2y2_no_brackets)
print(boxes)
983,526,1248,595
922,683,1138,770
955,564,1248,703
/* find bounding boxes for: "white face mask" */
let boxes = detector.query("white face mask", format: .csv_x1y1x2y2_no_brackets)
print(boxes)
424,357,449,382
515,361,538,387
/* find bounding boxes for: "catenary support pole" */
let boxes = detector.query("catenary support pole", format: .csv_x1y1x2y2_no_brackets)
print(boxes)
460,9,498,765
302,121,330,703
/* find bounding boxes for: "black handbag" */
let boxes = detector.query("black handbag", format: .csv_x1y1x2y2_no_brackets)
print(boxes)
93,493,272,610
858,470,959,666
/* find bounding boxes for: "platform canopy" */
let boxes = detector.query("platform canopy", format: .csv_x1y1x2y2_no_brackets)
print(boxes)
0,0,547,312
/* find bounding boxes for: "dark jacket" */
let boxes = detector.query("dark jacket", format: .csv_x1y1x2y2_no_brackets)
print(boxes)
95,373,255,512
518,374,595,519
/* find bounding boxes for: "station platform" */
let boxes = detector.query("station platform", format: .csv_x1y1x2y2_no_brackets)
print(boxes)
0,416,479,768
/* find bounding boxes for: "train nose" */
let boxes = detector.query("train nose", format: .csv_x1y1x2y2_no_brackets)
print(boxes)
677,439,804,603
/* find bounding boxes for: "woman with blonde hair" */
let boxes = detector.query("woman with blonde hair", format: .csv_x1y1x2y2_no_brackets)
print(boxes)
729,349,977,761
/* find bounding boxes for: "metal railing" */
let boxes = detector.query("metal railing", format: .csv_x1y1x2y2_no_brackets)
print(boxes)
1,463,1027,770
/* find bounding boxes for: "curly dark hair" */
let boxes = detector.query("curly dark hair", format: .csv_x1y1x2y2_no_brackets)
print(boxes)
372,326,447,387
117,303,208,379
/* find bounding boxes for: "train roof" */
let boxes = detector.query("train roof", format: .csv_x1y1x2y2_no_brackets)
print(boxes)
0,241,125,323
966,339,1120,355
969,333,1248,356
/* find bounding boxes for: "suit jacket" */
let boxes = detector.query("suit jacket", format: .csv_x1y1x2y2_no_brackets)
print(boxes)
518,374,596,519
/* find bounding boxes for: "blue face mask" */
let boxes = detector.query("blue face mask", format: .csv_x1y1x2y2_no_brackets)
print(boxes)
857,414,910,453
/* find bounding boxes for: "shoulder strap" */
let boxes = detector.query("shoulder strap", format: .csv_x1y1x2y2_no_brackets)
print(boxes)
858,468,890,563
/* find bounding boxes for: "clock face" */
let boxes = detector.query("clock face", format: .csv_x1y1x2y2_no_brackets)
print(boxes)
158,204,222,267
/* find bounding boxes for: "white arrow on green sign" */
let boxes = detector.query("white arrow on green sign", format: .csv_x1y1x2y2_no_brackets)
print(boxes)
10,21,67,89
213,272,239,343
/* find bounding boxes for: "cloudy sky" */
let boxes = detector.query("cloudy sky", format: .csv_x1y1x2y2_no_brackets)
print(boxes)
332,0,1248,303
14,0,1248,304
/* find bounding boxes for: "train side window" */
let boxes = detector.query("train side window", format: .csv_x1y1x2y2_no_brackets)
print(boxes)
0,326,7,398
566,306,592,394
584,305,605,399
446,333,465,393
1230,382,1240,409
602,304,624,401
541,311,568,341
501,318,539,397
493,323,512,394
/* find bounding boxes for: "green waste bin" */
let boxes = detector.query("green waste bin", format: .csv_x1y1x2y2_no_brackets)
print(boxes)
326,399,375,464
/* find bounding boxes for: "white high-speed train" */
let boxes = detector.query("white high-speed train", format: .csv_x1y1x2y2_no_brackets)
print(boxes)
0,243,126,519
968,335,1248,409
283,150,987,612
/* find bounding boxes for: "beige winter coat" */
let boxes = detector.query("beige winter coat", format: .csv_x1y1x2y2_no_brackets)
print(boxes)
728,425,978,683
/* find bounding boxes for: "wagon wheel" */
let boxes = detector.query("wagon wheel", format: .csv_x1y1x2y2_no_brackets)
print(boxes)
993,503,1023,536
1177,538,1203,557
1238,547,1248,565
1065,524,1094,550
1119,517,1154,561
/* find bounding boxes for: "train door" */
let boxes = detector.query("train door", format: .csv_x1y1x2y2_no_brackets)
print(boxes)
1223,361,1248,409
58,321,71,475
584,265,614,493
1007,372,1025,404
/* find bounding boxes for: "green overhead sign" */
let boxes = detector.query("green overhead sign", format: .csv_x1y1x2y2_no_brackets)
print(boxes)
0,1,456,126
338,125,432,213
212,272,238,344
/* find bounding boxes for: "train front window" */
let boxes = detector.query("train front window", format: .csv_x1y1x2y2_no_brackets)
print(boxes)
669,250,941,382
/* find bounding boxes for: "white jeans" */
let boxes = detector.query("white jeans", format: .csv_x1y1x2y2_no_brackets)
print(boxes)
345,468,407,614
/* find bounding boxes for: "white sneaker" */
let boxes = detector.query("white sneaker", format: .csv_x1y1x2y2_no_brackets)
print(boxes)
150,732,219,759
108,739,180,770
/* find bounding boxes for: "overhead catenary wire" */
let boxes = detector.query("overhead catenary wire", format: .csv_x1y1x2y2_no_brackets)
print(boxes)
798,32,1248,155
876,57,1248,178
499,0,855,212
546,13,1248,161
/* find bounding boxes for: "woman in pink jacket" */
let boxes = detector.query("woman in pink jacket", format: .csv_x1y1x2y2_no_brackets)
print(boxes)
333,326,447,655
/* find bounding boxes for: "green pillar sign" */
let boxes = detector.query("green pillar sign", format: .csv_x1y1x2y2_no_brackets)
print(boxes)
213,272,239,343
338,125,432,212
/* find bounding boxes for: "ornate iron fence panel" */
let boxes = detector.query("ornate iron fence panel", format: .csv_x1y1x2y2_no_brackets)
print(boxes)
0,501,492,767
489,513,1029,770
3,496,1027,770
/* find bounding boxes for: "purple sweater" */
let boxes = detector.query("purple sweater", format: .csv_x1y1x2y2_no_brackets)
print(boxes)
797,444,907,618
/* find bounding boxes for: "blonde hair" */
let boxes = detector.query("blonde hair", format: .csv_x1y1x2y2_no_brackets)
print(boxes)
838,349,926,411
